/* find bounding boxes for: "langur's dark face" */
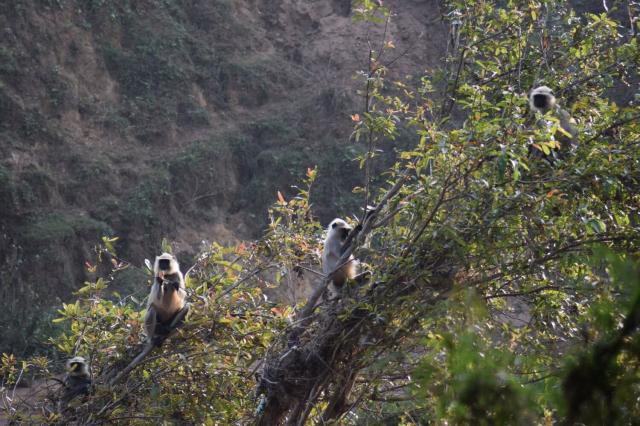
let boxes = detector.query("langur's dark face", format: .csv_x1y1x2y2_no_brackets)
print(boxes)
339,227,350,240
533,94,549,109
155,253,179,280
331,221,351,240
67,360,87,376
70,362,84,373
158,258,171,271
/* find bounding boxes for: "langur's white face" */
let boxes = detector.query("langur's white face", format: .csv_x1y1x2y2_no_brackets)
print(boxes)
154,253,180,281
328,218,352,241
66,356,88,376
530,86,556,112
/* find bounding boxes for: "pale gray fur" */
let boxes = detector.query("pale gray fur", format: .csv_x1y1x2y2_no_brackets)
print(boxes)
60,356,91,408
143,253,186,342
529,85,577,151
322,218,358,293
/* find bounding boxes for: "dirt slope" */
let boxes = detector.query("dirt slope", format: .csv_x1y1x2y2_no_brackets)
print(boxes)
0,0,446,353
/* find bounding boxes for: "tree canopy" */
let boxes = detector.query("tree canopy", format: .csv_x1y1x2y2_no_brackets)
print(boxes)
2,0,639,424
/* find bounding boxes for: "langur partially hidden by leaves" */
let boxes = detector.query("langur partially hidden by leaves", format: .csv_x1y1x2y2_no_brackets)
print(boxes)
528,85,578,161
58,356,91,411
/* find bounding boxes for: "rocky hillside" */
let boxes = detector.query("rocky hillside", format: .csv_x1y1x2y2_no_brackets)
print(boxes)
0,0,446,353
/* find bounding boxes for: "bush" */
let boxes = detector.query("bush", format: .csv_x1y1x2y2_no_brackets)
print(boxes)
24,213,113,245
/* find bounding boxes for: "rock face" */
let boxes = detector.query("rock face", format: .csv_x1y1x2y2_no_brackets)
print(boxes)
0,0,446,352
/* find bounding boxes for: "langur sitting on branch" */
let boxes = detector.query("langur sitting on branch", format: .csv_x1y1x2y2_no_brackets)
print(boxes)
143,253,189,346
322,218,370,297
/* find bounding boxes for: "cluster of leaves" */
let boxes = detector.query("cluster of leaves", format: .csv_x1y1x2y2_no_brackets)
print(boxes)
0,172,326,424
1,234,291,424
253,0,640,423
1,0,639,424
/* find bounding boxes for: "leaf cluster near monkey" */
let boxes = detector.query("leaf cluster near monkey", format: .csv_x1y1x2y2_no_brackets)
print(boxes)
58,253,191,407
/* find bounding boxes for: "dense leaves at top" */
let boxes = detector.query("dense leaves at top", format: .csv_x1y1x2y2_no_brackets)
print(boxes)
1,0,639,424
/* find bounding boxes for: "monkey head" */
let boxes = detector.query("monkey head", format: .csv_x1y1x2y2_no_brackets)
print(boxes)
328,218,353,241
529,86,556,114
66,356,89,378
153,253,180,291
154,253,181,288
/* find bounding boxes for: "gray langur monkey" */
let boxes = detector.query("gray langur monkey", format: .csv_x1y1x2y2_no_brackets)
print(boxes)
59,356,91,408
322,218,371,297
529,86,578,157
322,218,358,288
144,253,189,346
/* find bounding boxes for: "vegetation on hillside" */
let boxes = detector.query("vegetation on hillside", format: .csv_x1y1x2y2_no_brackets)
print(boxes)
1,0,639,424
0,0,381,354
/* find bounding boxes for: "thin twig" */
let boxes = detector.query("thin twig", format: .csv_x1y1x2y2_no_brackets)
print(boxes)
485,285,565,300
